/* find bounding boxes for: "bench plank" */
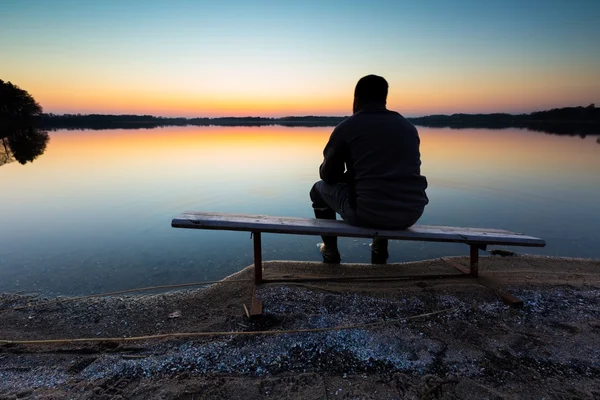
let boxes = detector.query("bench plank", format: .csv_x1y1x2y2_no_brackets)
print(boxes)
172,212,546,247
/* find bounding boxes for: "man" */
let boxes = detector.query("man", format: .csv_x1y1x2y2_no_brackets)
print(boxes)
310,75,429,264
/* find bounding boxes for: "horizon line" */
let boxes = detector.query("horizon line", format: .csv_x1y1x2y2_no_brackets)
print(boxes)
40,104,596,120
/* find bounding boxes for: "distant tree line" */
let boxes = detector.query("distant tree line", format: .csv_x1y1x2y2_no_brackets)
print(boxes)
410,104,600,136
36,105,600,136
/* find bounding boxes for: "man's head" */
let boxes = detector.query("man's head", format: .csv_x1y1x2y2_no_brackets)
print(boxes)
353,75,388,113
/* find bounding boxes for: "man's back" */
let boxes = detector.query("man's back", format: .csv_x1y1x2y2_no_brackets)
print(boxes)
320,105,428,228
310,74,428,263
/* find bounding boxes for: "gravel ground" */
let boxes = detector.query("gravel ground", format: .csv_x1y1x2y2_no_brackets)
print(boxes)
1,255,599,399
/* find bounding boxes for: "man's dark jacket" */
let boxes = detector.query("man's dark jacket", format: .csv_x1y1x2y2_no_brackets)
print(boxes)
319,105,429,228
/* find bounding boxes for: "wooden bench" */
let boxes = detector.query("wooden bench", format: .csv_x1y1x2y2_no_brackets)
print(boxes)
172,211,546,294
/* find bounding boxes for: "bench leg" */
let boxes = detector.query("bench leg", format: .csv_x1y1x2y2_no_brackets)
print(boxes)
253,231,263,284
250,231,263,318
250,286,263,317
469,245,479,277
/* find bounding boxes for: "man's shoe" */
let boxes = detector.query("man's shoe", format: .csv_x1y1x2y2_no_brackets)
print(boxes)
317,243,341,264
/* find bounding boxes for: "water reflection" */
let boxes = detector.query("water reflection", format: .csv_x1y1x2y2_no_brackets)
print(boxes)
0,125,599,295
0,127,50,167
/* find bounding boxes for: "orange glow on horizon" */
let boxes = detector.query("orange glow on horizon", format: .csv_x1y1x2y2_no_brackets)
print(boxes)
27,63,600,118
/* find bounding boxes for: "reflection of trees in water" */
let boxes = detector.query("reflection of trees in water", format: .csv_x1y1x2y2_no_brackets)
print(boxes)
0,127,50,167
0,79,48,167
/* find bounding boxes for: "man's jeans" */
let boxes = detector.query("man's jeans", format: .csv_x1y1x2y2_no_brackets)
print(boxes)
310,180,358,225
311,180,386,261
310,180,421,263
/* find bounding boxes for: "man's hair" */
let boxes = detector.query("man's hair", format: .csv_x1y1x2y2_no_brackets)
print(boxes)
354,75,388,104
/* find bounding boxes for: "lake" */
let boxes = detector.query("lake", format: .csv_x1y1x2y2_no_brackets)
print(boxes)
1,126,599,295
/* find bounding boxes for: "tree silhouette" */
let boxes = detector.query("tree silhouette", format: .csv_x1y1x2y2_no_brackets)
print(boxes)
0,80,48,167
0,79,42,121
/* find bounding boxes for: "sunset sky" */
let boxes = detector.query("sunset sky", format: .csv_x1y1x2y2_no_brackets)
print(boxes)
1,0,599,117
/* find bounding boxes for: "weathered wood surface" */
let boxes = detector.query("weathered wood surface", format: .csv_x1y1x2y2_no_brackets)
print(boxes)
172,212,546,247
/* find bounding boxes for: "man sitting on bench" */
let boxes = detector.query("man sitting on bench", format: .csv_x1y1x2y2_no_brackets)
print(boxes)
310,74,429,264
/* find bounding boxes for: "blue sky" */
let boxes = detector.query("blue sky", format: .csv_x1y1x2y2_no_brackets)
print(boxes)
1,0,599,116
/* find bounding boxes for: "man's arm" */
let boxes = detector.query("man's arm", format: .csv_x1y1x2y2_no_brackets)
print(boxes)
319,128,347,184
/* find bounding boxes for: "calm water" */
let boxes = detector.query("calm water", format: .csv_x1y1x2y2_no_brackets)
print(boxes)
1,126,599,295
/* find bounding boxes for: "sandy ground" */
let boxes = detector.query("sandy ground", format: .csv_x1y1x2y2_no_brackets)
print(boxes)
1,254,599,399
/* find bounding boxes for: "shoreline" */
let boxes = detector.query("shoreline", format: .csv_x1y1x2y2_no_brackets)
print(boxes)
1,255,600,399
